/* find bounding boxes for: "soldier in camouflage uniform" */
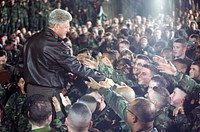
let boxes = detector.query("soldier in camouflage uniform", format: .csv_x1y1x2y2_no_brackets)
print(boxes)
86,77,158,132
0,0,9,34
157,58,200,131
35,0,45,31
8,0,19,34
4,76,30,132
18,0,29,30
0,50,22,105
42,0,51,29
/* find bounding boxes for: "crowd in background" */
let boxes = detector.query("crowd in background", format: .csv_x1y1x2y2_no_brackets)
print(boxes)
0,0,106,36
0,0,200,131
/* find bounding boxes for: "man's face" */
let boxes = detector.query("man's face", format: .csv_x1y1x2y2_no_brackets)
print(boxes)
173,42,186,58
189,65,200,79
170,88,186,107
119,43,128,53
154,30,162,39
56,21,70,39
140,38,148,48
138,67,153,87
117,60,131,74
0,55,7,70
133,59,148,76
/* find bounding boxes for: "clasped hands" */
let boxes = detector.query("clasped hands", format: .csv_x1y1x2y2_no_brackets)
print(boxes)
85,77,116,90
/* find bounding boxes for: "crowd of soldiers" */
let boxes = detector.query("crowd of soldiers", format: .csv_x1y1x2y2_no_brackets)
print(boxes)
0,0,106,36
0,0,200,131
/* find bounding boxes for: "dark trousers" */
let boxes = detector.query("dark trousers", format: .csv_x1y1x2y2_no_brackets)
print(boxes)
26,84,64,121
27,84,61,99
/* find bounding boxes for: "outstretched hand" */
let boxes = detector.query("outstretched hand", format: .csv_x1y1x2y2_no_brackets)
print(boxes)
82,59,98,70
153,55,168,65
86,77,115,90
86,77,102,90
157,61,178,76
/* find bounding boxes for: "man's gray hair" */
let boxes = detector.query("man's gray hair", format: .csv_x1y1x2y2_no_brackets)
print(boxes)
48,9,72,28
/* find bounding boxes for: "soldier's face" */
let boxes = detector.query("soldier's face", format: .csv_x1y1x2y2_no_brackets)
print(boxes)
133,59,148,77
173,43,186,58
119,43,128,53
137,67,153,87
189,65,200,79
0,55,7,70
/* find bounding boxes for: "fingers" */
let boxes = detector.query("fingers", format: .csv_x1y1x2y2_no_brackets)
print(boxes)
173,107,184,116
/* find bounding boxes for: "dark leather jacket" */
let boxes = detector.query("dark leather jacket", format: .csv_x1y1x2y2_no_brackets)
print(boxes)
23,28,105,88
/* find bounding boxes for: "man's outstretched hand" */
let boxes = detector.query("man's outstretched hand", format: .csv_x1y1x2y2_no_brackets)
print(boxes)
86,77,115,90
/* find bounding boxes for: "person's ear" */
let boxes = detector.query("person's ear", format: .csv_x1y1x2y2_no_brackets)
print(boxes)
48,114,52,124
132,113,137,123
88,120,93,128
64,117,69,126
181,97,186,104
28,111,31,118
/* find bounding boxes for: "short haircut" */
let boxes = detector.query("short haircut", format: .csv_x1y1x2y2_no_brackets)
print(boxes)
27,94,52,127
173,38,187,47
78,95,97,113
0,50,7,57
189,34,200,40
151,74,168,88
191,61,200,68
117,58,132,67
120,28,129,37
119,49,134,60
153,86,170,108
142,64,158,75
119,39,130,46
68,102,92,131
135,54,151,64
145,28,153,35
115,86,135,102
130,97,156,122
173,58,191,68
103,50,118,60
48,9,72,28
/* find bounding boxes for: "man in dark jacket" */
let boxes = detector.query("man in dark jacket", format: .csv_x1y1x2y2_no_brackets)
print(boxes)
23,9,105,99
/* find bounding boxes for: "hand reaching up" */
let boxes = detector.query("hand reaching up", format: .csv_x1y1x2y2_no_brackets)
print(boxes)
60,93,71,107
52,96,61,112
157,61,178,76
153,55,168,65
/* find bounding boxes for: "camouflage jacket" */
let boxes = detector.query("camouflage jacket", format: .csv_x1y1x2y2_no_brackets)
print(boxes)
4,89,29,131
98,62,134,87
